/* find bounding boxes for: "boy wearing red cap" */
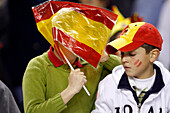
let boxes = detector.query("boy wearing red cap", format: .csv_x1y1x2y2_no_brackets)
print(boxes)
92,22,170,113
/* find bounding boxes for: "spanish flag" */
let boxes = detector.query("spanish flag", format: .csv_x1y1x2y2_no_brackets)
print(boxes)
32,1,117,68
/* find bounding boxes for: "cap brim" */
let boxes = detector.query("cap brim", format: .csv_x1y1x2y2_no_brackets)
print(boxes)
106,37,144,54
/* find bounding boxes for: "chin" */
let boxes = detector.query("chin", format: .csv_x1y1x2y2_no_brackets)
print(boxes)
125,71,136,77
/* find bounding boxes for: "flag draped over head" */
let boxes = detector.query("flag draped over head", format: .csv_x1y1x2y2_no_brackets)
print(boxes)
32,1,118,68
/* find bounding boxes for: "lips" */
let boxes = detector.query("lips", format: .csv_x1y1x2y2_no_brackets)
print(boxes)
123,66,130,70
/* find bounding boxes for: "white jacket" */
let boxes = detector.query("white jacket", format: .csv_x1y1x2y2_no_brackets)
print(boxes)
92,61,170,113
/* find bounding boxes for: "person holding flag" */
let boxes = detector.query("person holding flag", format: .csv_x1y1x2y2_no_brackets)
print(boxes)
22,1,121,113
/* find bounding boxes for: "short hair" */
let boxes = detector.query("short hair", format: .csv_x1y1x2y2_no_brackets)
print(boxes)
141,43,159,54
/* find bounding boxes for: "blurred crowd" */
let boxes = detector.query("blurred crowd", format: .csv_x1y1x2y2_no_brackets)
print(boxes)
0,0,169,112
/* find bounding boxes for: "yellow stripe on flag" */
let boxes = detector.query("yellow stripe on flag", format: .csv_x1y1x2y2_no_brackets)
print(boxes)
36,19,54,47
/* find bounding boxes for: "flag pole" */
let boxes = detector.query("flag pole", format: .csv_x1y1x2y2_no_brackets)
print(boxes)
59,48,90,96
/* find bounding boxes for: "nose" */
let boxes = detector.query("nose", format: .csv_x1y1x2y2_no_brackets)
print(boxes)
121,55,129,64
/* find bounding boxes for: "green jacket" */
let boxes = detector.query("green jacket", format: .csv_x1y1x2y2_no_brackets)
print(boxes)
22,49,121,113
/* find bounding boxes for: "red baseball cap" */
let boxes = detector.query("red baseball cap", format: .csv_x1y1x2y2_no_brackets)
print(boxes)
106,22,163,54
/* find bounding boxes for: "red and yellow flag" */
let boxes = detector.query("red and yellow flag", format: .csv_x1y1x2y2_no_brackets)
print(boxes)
32,1,117,68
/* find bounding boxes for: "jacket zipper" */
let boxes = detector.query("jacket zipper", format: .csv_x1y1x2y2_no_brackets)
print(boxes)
138,103,141,113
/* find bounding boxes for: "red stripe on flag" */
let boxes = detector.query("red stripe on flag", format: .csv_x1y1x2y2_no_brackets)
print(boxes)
32,1,117,30
52,27,101,68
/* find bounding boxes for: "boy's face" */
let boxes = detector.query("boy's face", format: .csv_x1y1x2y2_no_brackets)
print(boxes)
58,43,78,64
121,47,153,79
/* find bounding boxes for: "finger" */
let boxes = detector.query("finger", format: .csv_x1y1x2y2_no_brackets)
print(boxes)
82,75,86,79
83,79,87,85
79,72,84,75
74,68,81,72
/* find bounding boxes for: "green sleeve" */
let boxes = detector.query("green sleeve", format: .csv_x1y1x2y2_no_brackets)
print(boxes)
100,55,121,80
22,58,67,113
91,55,121,111
102,55,121,71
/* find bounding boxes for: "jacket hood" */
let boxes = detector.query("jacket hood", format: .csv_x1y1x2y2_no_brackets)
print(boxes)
154,61,170,86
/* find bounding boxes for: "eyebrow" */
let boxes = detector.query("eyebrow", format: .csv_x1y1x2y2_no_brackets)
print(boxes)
121,50,136,54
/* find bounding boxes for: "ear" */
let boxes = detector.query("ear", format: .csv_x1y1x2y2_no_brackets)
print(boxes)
150,49,160,62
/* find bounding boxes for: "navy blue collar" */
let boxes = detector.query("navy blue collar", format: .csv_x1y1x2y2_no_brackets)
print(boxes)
118,64,165,105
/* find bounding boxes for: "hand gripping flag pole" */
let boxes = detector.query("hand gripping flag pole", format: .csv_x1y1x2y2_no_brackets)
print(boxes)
59,48,90,96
